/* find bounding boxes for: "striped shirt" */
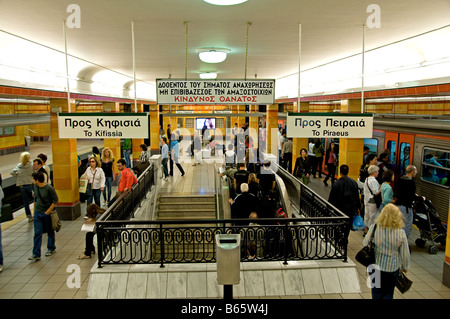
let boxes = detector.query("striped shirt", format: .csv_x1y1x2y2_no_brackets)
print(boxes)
363,223,410,272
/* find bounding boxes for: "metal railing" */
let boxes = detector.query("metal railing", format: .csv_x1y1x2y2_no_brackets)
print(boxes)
95,161,349,267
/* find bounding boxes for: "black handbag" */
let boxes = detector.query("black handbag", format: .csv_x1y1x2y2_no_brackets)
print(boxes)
355,225,376,267
396,272,413,294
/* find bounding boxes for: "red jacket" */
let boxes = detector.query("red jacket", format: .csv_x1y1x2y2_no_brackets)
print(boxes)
118,168,137,192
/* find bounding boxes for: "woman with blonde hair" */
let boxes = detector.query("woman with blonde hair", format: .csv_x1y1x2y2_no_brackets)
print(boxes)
10,152,34,222
363,203,410,299
101,147,115,205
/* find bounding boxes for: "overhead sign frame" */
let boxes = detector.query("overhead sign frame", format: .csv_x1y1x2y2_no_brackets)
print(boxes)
156,79,275,105
57,112,148,139
286,112,374,138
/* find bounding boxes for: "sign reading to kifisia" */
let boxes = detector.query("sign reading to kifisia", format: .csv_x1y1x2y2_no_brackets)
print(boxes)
58,113,148,139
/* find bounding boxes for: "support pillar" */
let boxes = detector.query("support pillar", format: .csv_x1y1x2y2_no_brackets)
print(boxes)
339,99,365,181
149,104,160,155
102,102,121,175
238,105,246,128
49,98,80,220
132,103,145,161
265,104,278,156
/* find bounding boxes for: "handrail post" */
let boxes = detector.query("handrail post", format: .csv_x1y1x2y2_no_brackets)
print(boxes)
97,225,103,268
159,223,165,268
283,220,288,265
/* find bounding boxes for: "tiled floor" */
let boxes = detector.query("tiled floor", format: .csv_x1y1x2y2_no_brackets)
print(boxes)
1,154,449,299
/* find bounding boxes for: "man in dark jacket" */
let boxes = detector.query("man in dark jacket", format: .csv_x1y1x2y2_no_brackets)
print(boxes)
229,183,258,226
328,164,360,244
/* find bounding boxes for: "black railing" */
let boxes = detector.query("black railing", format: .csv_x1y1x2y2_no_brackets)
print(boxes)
96,216,348,267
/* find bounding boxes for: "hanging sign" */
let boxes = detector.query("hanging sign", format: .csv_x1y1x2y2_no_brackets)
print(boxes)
58,113,148,139
156,79,275,105
286,112,374,138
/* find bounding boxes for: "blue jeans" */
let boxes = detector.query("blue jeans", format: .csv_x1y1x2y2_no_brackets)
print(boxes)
87,188,102,207
33,211,56,257
161,158,168,177
20,184,33,217
123,150,131,168
371,269,399,299
103,177,113,202
398,205,414,238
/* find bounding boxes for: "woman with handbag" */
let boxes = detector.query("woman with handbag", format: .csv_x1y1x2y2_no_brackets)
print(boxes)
363,204,410,299
84,156,105,208
323,142,337,186
363,165,381,236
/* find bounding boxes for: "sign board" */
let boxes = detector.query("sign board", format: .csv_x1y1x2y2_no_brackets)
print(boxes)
58,113,148,139
156,79,275,105
286,113,373,138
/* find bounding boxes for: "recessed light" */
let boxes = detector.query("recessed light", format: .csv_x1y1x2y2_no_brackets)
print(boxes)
203,0,248,6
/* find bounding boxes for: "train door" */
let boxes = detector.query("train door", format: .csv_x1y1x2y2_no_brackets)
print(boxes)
385,132,415,187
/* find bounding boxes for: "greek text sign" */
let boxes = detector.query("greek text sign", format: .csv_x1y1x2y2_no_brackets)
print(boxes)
156,79,275,105
287,113,373,138
58,113,148,139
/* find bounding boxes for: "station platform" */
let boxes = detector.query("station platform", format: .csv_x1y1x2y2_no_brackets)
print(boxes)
1,154,449,299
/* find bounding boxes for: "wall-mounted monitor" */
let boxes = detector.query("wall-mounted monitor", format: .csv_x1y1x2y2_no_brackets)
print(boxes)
196,118,216,130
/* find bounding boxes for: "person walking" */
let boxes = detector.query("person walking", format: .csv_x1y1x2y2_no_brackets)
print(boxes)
193,131,202,166
281,138,293,173
323,142,338,186
293,148,311,185
312,140,324,178
170,133,185,177
84,156,105,208
363,204,410,299
101,147,115,206
363,165,381,236
28,171,58,261
328,164,360,244
161,137,169,180
10,152,34,222
395,165,421,238
122,139,132,168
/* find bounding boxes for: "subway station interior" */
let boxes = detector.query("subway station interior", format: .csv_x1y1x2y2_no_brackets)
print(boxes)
1,0,450,305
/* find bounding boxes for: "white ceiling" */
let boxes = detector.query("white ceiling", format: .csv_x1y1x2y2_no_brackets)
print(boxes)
0,0,449,97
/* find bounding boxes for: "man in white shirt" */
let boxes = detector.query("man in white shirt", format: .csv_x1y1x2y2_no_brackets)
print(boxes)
161,137,169,180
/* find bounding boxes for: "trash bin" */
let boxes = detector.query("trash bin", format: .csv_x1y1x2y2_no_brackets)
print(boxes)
24,136,31,151
216,234,241,285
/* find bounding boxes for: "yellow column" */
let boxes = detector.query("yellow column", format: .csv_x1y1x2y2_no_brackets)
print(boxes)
231,105,238,131
49,98,80,220
149,104,160,154
444,198,450,287
132,103,145,161
266,104,278,155
238,105,246,128
338,99,365,181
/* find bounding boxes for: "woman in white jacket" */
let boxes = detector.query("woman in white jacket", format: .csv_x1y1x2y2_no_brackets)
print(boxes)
10,152,34,222
84,156,105,208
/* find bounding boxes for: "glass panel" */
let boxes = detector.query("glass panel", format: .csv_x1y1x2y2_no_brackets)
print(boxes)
364,138,378,163
421,148,450,187
386,140,397,171
399,143,411,176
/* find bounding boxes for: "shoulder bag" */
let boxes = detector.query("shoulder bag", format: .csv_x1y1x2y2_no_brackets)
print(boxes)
36,186,62,232
366,178,382,208
355,224,376,267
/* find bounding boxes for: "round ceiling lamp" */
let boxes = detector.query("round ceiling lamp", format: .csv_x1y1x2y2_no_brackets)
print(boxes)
196,48,231,63
203,0,248,5
199,72,218,79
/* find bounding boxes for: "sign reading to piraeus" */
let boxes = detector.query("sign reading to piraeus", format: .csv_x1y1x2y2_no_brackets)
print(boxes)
58,113,148,139
286,112,374,138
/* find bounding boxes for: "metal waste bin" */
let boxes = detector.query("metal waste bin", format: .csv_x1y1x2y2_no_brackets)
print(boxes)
216,234,241,285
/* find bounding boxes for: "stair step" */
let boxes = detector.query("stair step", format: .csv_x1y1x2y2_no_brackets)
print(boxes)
159,195,215,204
158,203,216,210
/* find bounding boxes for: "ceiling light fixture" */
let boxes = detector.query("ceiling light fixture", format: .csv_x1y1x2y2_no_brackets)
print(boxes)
203,0,248,6
199,72,218,79
196,48,230,63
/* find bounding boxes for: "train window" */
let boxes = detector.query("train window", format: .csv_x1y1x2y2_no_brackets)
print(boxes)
386,140,397,170
364,138,378,163
399,143,410,176
421,148,450,187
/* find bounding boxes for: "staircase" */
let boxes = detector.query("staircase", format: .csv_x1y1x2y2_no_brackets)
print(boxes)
157,194,217,223
155,193,218,261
